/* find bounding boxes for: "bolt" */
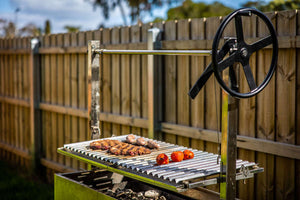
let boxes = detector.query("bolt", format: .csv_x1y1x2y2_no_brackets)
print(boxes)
241,48,248,58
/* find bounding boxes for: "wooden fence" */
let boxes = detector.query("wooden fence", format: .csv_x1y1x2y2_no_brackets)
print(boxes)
0,10,299,199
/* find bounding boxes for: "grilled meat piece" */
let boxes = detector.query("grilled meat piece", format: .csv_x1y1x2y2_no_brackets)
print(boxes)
90,140,121,150
126,134,136,144
147,140,160,149
109,143,129,155
109,142,151,156
90,138,152,156
136,137,146,146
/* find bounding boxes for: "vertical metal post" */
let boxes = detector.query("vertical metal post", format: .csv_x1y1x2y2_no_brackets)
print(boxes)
220,90,228,199
88,41,101,140
147,28,162,139
220,61,239,200
30,38,40,171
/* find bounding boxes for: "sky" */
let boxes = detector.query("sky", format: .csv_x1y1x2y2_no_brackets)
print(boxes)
0,0,271,34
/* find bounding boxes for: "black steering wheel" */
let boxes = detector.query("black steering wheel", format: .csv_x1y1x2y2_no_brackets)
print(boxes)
212,8,278,98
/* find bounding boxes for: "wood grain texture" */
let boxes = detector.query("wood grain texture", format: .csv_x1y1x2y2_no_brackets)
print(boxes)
63,33,72,168
177,19,190,147
275,10,296,200
111,27,121,136
120,26,131,136
130,24,142,136
256,12,276,200
56,34,64,165
190,18,205,151
205,16,222,193
102,28,113,138
237,14,256,200
70,32,79,169
50,34,58,163
141,23,151,137
164,20,177,145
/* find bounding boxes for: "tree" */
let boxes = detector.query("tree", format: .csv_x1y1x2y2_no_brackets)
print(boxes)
167,0,233,20
64,25,81,33
89,0,171,25
242,0,300,12
19,23,40,36
45,20,51,34
0,19,16,37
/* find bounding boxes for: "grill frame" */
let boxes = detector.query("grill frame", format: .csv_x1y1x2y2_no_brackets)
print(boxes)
58,134,263,192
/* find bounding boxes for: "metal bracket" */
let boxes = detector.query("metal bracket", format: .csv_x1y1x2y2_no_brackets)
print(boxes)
91,125,101,140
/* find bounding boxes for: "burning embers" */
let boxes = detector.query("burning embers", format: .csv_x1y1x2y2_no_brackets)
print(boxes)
106,187,167,200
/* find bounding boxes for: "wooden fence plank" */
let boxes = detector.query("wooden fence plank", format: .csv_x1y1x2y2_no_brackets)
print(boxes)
120,26,131,136
0,41,3,159
43,35,52,164
190,18,205,151
141,23,151,137
275,10,296,200
130,24,142,136
205,16,222,193
177,19,190,147
111,27,121,137
12,39,18,164
164,20,177,144
102,28,113,138
63,33,71,168
296,10,300,200
70,32,79,170
237,14,256,200
50,34,58,163
256,12,276,200
57,34,64,165
78,31,87,170
23,37,30,168
19,39,25,166
15,39,21,165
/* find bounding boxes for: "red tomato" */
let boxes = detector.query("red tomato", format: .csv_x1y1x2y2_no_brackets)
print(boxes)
171,151,184,162
183,149,194,160
156,153,169,165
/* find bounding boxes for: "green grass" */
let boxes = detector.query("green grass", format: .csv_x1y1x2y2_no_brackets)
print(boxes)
0,161,53,200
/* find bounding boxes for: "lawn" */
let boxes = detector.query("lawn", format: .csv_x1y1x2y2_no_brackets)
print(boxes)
0,161,53,200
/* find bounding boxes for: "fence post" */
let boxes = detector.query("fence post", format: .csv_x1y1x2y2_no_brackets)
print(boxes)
30,38,41,172
147,28,162,140
88,41,101,140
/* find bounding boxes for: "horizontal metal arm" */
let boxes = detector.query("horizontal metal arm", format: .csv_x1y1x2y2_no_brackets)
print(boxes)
95,49,211,56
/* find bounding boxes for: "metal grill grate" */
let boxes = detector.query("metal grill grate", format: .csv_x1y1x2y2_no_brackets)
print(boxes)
62,135,260,188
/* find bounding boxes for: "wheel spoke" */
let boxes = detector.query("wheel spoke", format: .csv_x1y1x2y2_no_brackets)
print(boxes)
218,51,239,72
250,35,273,52
235,15,244,43
242,63,256,91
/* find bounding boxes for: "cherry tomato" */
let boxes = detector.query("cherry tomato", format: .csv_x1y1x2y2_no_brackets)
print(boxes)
183,149,194,160
171,151,184,162
156,153,169,165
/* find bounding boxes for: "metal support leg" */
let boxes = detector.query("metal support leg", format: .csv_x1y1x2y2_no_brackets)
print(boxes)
220,63,239,200
88,41,101,140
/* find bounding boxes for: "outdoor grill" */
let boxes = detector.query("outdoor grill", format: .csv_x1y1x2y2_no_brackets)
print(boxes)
56,8,277,200
58,135,262,192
